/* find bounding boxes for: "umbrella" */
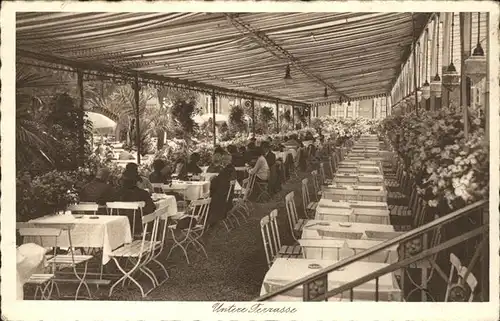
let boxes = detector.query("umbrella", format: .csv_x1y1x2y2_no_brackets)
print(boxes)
86,112,117,134
194,113,228,124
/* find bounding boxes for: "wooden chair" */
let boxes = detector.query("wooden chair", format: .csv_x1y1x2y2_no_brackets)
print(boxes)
20,224,93,300
108,210,162,298
68,203,98,215
310,170,322,199
269,209,302,258
284,192,307,242
166,198,211,264
106,201,145,237
221,180,239,231
301,178,317,218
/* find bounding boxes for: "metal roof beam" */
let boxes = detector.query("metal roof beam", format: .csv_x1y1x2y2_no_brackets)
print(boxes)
17,49,308,107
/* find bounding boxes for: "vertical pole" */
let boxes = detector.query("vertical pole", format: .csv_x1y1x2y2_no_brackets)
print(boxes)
276,100,279,133
485,13,490,142
308,107,311,126
441,13,451,109
460,13,471,140
329,103,332,116
251,98,255,135
412,14,420,116
386,96,389,117
133,74,141,165
430,15,439,111
77,69,85,167
212,90,216,146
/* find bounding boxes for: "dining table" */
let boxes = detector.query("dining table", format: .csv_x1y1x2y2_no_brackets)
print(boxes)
161,180,210,200
260,258,401,301
301,220,395,240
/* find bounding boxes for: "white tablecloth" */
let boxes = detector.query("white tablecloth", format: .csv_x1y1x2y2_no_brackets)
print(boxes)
260,258,401,301
28,214,132,264
317,199,388,210
298,239,398,263
17,243,47,300
153,194,178,218
163,181,210,200
301,220,395,240
322,186,387,202
315,206,389,225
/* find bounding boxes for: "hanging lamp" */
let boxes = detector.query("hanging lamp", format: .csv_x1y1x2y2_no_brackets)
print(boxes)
430,17,443,98
442,14,461,91
422,28,431,99
465,12,487,83
324,87,328,98
284,65,292,85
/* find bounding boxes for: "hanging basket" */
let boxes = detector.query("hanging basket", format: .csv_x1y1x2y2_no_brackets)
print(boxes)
465,55,487,84
442,63,460,91
421,82,431,100
430,79,442,98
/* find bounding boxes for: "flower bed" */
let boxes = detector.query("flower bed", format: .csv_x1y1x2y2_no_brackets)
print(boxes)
380,106,488,212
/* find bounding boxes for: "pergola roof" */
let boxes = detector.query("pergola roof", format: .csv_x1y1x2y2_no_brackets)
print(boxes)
16,12,431,107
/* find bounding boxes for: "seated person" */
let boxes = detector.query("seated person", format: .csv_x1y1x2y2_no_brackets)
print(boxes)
261,141,276,168
248,146,270,183
227,145,246,167
186,153,203,175
79,168,116,206
245,142,257,165
284,135,300,148
206,154,236,229
149,159,170,184
207,152,224,173
124,163,154,194
172,158,188,180
115,171,157,234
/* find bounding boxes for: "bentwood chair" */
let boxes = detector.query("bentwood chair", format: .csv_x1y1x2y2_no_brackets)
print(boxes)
284,192,307,242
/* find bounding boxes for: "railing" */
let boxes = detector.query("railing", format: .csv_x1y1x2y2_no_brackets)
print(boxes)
255,200,488,302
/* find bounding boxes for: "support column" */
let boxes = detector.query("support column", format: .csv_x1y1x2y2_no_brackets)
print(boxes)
291,105,295,129
308,107,311,126
77,69,85,166
212,90,216,146
133,74,141,165
430,15,439,111
251,98,255,136
460,13,472,139
441,13,452,108
276,100,279,133
485,13,490,141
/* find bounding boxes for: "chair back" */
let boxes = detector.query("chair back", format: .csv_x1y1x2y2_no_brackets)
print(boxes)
260,215,274,267
301,178,311,210
191,197,212,231
284,192,300,240
240,178,251,201
311,170,320,197
319,163,326,185
328,156,335,177
140,210,162,258
106,201,145,236
269,209,282,255
151,183,164,193
365,230,404,240
317,230,363,240
68,203,98,215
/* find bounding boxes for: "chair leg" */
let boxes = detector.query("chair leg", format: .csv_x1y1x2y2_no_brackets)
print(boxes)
108,258,146,298
74,261,92,300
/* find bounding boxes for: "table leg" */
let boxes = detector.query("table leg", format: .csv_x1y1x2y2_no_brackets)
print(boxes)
421,266,428,302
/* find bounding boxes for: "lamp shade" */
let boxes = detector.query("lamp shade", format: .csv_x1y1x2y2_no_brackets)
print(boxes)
465,55,487,84
416,90,423,103
422,81,431,99
430,74,442,98
442,63,460,90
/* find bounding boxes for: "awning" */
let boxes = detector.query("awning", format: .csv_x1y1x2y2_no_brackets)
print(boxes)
16,12,431,107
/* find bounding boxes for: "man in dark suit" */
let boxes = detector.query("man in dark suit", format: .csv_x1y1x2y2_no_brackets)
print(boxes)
261,141,276,168
261,141,279,194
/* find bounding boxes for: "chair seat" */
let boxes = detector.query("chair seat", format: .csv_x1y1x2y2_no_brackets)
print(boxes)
277,245,302,258
307,202,318,210
387,191,407,199
384,179,400,187
294,219,308,231
26,274,54,284
388,205,412,216
47,254,93,265
110,241,152,257
394,225,413,232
